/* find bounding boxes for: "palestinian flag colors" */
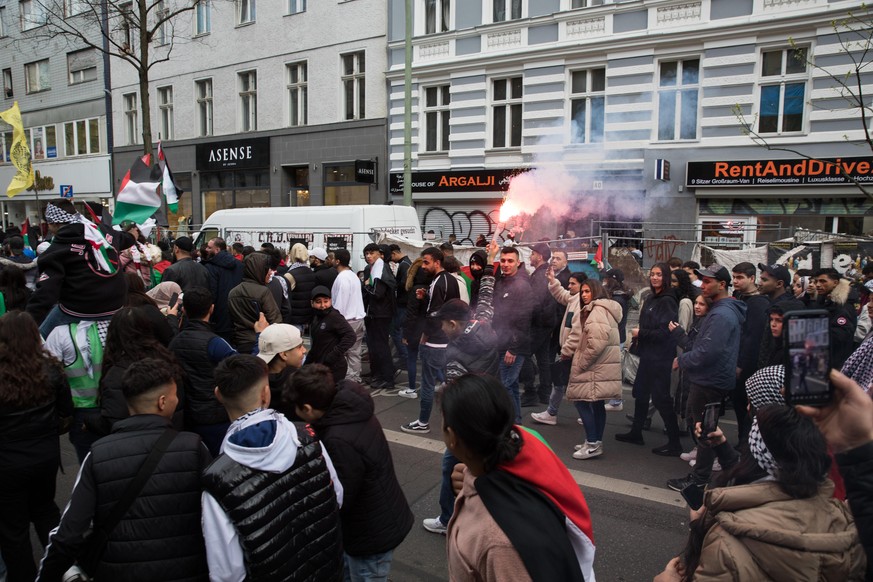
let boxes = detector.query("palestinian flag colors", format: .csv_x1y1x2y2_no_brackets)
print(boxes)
158,141,182,213
114,144,184,225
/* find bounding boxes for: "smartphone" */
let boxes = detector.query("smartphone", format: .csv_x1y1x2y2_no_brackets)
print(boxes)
681,482,705,511
783,309,833,406
168,292,179,309
250,299,261,315
702,402,720,436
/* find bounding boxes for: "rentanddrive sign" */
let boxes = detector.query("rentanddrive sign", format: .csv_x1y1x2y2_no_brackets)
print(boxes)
686,157,873,187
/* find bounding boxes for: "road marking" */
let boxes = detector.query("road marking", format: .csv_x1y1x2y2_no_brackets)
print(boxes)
384,429,686,508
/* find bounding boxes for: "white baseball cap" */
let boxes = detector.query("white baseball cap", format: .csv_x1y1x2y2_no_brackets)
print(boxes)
257,324,303,363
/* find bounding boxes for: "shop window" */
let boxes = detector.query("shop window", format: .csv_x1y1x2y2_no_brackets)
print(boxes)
289,166,310,206
758,47,808,134
569,68,605,144
30,125,57,159
63,118,100,156
201,169,270,217
492,77,522,148
324,163,369,205
657,58,699,141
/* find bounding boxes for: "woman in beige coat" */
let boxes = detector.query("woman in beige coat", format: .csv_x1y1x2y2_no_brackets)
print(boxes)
567,279,623,460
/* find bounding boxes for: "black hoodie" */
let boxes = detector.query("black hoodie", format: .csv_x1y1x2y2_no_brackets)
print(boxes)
227,253,282,351
308,306,356,381
27,223,127,324
311,382,413,556
204,250,244,337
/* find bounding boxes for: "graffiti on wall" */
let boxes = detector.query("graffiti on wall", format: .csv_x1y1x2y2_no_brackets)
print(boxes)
421,206,511,245
645,234,685,263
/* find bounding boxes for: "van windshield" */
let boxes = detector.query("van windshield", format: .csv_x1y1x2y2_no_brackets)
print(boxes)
194,228,219,249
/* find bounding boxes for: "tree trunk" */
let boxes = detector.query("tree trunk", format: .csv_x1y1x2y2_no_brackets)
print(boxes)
138,0,152,157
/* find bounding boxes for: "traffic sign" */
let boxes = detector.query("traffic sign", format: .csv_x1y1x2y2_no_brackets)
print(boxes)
60,185,74,199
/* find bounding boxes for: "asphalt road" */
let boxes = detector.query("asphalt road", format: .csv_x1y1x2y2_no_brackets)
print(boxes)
41,378,725,582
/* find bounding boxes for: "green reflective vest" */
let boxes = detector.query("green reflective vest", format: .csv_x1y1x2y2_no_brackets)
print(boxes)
65,322,103,409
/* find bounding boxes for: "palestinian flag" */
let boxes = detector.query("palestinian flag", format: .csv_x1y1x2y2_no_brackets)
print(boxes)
157,141,182,213
114,154,163,225
21,218,37,256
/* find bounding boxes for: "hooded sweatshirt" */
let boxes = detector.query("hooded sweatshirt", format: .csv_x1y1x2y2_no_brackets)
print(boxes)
678,296,747,391
204,250,244,337
227,253,282,350
201,409,343,582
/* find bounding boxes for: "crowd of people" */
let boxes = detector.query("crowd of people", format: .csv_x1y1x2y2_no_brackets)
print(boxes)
0,198,873,581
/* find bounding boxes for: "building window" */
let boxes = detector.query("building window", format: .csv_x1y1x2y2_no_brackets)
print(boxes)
341,52,365,121
63,118,100,156
195,78,213,136
155,0,169,45
24,59,49,93
239,70,257,132
492,77,522,148
759,47,807,134
493,0,521,22
289,166,310,206
67,48,98,85
657,58,699,141
0,5,8,37
288,0,306,14
20,0,47,30
123,92,138,145
201,169,269,217
118,2,133,51
286,62,307,127
569,68,605,144
194,0,210,35
324,163,369,205
30,126,57,159
237,0,255,24
571,0,604,7
158,86,173,140
423,85,450,152
65,0,87,17
425,0,449,33
3,68,12,98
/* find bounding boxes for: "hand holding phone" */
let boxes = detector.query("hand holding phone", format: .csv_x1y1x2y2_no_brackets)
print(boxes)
680,482,705,511
783,309,833,406
168,292,179,310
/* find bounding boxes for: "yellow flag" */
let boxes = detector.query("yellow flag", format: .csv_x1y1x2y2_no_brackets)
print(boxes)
0,102,35,197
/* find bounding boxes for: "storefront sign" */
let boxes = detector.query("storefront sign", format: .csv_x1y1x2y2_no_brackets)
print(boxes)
687,157,873,187
389,168,529,194
196,138,270,171
355,160,376,184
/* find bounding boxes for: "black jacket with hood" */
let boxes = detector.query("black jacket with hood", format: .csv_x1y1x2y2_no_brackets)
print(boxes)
308,305,356,382
446,266,499,380
818,279,858,369
27,223,127,324
493,270,534,356
311,382,413,556
204,250,244,337
227,253,282,351
362,260,397,320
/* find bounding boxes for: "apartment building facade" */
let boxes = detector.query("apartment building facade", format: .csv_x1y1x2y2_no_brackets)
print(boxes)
386,0,873,258
110,0,389,231
0,0,111,231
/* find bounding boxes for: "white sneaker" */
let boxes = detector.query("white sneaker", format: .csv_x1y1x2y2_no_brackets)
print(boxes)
680,448,698,462
573,441,603,460
577,418,584,426
530,411,557,425
398,388,418,399
400,420,430,434
422,516,447,535
604,401,624,411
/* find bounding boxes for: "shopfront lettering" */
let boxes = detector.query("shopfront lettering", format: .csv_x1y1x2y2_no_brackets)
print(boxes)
208,146,253,163
437,175,496,188
688,156,873,187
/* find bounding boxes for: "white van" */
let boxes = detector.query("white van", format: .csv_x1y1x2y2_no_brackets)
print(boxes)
194,205,422,272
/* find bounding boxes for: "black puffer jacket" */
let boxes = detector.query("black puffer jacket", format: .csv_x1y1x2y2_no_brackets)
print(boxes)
836,441,873,581
362,261,397,320
204,250,244,338
312,382,414,556
37,415,210,582
403,259,430,346
287,263,316,326
27,223,127,324
170,320,227,426
529,263,558,329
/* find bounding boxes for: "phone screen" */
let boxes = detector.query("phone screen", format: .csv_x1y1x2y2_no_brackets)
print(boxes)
681,483,705,511
702,402,720,436
784,310,832,406
168,292,179,309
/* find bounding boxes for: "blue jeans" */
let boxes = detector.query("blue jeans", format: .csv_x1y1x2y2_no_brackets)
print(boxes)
406,342,419,390
439,449,461,525
575,400,606,442
547,384,566,416
391,309,408,361
499,354,526,423
343,550,393,582
418,345,447,424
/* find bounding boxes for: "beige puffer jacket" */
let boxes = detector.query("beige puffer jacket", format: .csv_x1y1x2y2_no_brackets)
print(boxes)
566,298,622,402
694,480,866,581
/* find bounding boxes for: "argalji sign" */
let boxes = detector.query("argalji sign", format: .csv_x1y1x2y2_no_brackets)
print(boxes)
389,168,529,194
686,157,873,187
